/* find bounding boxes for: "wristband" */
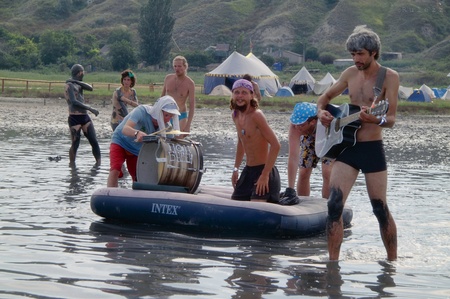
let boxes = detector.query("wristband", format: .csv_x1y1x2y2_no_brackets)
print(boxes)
134,130,139,137
378,116,386,126
233,167,238,172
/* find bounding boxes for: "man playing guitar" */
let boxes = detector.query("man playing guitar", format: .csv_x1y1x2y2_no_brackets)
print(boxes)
316,25,399,261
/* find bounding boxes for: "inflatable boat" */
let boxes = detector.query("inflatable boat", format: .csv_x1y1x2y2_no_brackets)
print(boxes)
92,136,352,237
90,184,353,238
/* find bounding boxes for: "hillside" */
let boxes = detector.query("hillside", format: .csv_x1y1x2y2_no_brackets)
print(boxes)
1,0,449,71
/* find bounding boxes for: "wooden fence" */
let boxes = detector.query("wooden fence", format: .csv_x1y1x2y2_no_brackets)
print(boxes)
0,78,204,97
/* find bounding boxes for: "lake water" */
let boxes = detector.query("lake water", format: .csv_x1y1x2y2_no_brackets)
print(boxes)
1,100,450,298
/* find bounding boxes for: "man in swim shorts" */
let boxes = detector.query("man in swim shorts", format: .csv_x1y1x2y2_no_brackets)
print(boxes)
317,25,399,261
229,79,281,203
161,56,195,134
64,64,101,167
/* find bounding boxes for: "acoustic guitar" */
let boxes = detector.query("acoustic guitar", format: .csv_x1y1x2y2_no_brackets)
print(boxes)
315,101,389,159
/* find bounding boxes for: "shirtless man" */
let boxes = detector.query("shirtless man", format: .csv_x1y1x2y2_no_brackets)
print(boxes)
229,79,281,203
64,64,101,167
161,56,195,133
317,25,399,261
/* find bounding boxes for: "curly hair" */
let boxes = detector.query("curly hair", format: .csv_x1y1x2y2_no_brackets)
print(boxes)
346,25,381,60
121,69,136,87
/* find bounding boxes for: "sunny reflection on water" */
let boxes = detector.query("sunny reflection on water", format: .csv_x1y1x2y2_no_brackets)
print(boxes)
1,101,450,298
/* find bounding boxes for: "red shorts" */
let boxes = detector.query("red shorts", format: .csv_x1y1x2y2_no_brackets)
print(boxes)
109,143,138,181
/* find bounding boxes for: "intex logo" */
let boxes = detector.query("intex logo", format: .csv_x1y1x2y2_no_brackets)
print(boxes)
151,203,180,215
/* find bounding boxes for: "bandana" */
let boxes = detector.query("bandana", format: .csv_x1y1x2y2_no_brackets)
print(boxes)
290,102,317,125
232,79,254,92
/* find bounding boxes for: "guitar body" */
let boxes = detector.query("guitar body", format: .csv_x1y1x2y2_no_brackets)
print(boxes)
316,103,361,159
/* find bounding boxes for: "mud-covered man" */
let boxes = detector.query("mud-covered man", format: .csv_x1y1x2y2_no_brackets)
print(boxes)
65,64,101,167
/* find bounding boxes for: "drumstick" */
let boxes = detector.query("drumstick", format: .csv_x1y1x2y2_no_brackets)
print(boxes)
148,126,172,136
166,130,190,135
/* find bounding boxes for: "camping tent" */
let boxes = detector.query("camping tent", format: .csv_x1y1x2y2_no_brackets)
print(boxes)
209,84,232,96
432,88,447,99
275,86,294,97
203,51,280,95
289,66,315,94
442,89,450,100
398,85,414,100
313,72,336,95
407,89,432,102
419,84,436,99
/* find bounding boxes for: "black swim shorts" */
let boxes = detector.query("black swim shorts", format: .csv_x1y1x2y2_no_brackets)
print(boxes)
336,140,387,173
232,164,281,203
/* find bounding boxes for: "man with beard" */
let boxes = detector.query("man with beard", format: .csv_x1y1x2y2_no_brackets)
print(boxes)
229,79,281,203
317,25,399,261
161,56,195,133
64,64,101,168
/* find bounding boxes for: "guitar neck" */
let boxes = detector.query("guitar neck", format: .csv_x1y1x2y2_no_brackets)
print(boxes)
340,110,363,127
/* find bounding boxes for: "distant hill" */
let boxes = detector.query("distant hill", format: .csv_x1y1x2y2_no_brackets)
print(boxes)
1,0,449,71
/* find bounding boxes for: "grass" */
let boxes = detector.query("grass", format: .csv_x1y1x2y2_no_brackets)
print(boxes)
1,70,449,114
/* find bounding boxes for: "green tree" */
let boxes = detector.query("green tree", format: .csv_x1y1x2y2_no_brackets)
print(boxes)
138,0,174,67
110,40,137,71
108,28,133,44
0,28,40,69
39,30,76,65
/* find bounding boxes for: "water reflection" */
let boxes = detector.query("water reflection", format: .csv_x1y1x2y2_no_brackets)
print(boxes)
1,110,450,298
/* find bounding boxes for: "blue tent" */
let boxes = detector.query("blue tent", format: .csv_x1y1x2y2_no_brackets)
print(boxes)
407,89,432,102
275,86,294,97
432,88,446,99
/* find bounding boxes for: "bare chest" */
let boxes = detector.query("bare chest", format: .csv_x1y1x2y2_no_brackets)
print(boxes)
348,75,378,106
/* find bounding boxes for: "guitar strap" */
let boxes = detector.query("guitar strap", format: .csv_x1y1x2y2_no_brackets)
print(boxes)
373,66,387,99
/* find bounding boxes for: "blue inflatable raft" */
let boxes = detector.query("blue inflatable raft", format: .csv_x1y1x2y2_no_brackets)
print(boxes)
90,184,353,238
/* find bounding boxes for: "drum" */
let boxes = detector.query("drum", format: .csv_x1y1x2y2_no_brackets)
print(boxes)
137,137,204,193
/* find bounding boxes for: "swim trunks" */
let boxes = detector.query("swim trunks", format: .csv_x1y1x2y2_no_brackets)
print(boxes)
232,164,280,203
179,111,188,121
299,134,333,168
336,140,387,173
68,114,92,127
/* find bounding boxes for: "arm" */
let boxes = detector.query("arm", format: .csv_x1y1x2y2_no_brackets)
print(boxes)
317,70,351,127
161,75,169,97
254,112,281,195
112,91,127,118
122,89,139,107
360,68,399,128
231,131,245,188
183,80,196,132
287,124,301,188
121,119,147,142
66,83,99,116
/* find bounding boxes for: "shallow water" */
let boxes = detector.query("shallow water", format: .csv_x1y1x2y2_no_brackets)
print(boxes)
1,100,450,298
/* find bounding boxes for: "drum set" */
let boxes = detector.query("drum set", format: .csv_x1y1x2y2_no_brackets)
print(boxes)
137,135,204,193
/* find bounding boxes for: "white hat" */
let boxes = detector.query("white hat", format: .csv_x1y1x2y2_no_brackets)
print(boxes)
161,101,181,115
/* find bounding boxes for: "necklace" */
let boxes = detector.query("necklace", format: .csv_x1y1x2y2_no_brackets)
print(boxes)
175,76,186,92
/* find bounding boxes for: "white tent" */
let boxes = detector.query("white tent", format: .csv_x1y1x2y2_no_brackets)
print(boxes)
289,66,315,94
204,51,280,95
419,84,436,99
209,84,232,96
398,85,414,100
246,52,281,95
313,72,336,95
442,89,450,100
